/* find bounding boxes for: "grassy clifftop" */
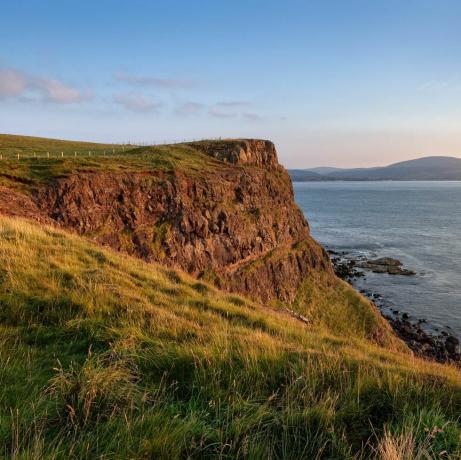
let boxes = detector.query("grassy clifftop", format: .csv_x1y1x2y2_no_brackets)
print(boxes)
0,134,225,188
1,216,461,459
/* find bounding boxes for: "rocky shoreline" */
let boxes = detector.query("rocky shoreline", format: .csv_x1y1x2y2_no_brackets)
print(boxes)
328,249,460,364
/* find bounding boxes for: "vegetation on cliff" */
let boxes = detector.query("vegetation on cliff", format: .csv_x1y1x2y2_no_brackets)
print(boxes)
1,135,461,459
1,216,461,459
0,135,326,305
0,134,220,189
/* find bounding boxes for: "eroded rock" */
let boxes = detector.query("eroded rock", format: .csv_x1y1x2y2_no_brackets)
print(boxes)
0,140,332,304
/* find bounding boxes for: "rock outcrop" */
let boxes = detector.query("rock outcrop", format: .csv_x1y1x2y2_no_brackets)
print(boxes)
0,139,332,303
187,139,280,169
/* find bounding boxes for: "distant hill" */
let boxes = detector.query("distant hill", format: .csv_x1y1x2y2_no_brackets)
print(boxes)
287,169,325,181
307,166,344,175
289,156,461,181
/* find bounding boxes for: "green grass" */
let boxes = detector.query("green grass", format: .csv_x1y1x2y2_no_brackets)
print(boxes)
1,216,461,459
0,134,224,189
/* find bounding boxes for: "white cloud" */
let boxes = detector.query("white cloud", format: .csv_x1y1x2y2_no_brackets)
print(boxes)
113,93,162,113
175,102,204,116
0,66,87,104
0,69,27,98
33,78,87,103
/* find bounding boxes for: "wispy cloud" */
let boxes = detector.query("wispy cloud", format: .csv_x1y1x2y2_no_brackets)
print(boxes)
0,69,27,97
242,112,262,121
113,93,162,113
114,71,196,89
215,101,250,108
208,101,261,120
175,102,204,116
208,107,238,118
33,78,88,103
418,79,461,92
0,67,88,103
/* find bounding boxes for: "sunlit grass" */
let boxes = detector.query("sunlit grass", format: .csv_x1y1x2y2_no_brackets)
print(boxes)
1,216,461,458
0,134,224,190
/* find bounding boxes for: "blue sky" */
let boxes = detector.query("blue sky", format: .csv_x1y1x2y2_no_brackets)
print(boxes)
1,0,461,167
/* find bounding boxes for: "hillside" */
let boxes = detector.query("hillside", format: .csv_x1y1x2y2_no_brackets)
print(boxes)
2,216,461,458
1,135,461,458
308,167,344,175
287,169,325,182
289,156,461,181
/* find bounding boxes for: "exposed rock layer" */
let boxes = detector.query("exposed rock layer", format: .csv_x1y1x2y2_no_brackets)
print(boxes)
0,140,332,303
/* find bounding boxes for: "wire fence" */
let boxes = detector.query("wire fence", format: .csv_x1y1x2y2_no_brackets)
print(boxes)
0,137,224,161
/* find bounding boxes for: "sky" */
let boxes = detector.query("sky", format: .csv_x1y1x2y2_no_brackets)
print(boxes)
1,0,461,168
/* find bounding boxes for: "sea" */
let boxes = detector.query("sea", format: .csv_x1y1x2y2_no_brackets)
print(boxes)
293,181,461,339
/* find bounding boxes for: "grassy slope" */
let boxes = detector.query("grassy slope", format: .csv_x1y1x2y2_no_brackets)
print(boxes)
0,134,222,190
1,217,461,459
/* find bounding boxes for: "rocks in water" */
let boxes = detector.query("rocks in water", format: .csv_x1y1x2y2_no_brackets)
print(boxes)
389,267,416,276
328,250,416,280
328,252,367,282
445,336,460,355
326,247,460,364
328,250,461,364
390,316,460,363
369,257,402,267
332,260,365,281
357,257,416,276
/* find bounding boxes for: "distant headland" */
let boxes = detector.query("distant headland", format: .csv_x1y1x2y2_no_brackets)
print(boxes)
289,156,461,181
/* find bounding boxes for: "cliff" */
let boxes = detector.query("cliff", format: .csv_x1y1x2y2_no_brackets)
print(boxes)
0,138,331,303
4,137,459,458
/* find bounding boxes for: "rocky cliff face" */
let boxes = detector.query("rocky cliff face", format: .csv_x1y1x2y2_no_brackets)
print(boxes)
1,139,332,303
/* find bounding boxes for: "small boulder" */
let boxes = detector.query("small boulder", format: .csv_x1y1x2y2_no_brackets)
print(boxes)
368,257,402,267
445,336,460,355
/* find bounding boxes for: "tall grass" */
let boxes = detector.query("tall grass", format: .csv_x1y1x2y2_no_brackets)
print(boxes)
1,216,461,458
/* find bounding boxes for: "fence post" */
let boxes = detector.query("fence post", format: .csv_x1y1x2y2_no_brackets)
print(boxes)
17,153,20,160
47,152,50,158
61,152,64,158
75,151,77,157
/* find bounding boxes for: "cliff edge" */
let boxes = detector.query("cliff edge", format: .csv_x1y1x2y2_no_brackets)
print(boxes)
0,138,330,303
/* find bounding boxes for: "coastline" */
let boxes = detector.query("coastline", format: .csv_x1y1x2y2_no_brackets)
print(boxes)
328,248,461,364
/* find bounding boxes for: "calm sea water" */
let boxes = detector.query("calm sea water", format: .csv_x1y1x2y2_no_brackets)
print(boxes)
293,181,461,338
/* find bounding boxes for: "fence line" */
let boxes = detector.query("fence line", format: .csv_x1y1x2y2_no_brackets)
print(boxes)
0,137,225,161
